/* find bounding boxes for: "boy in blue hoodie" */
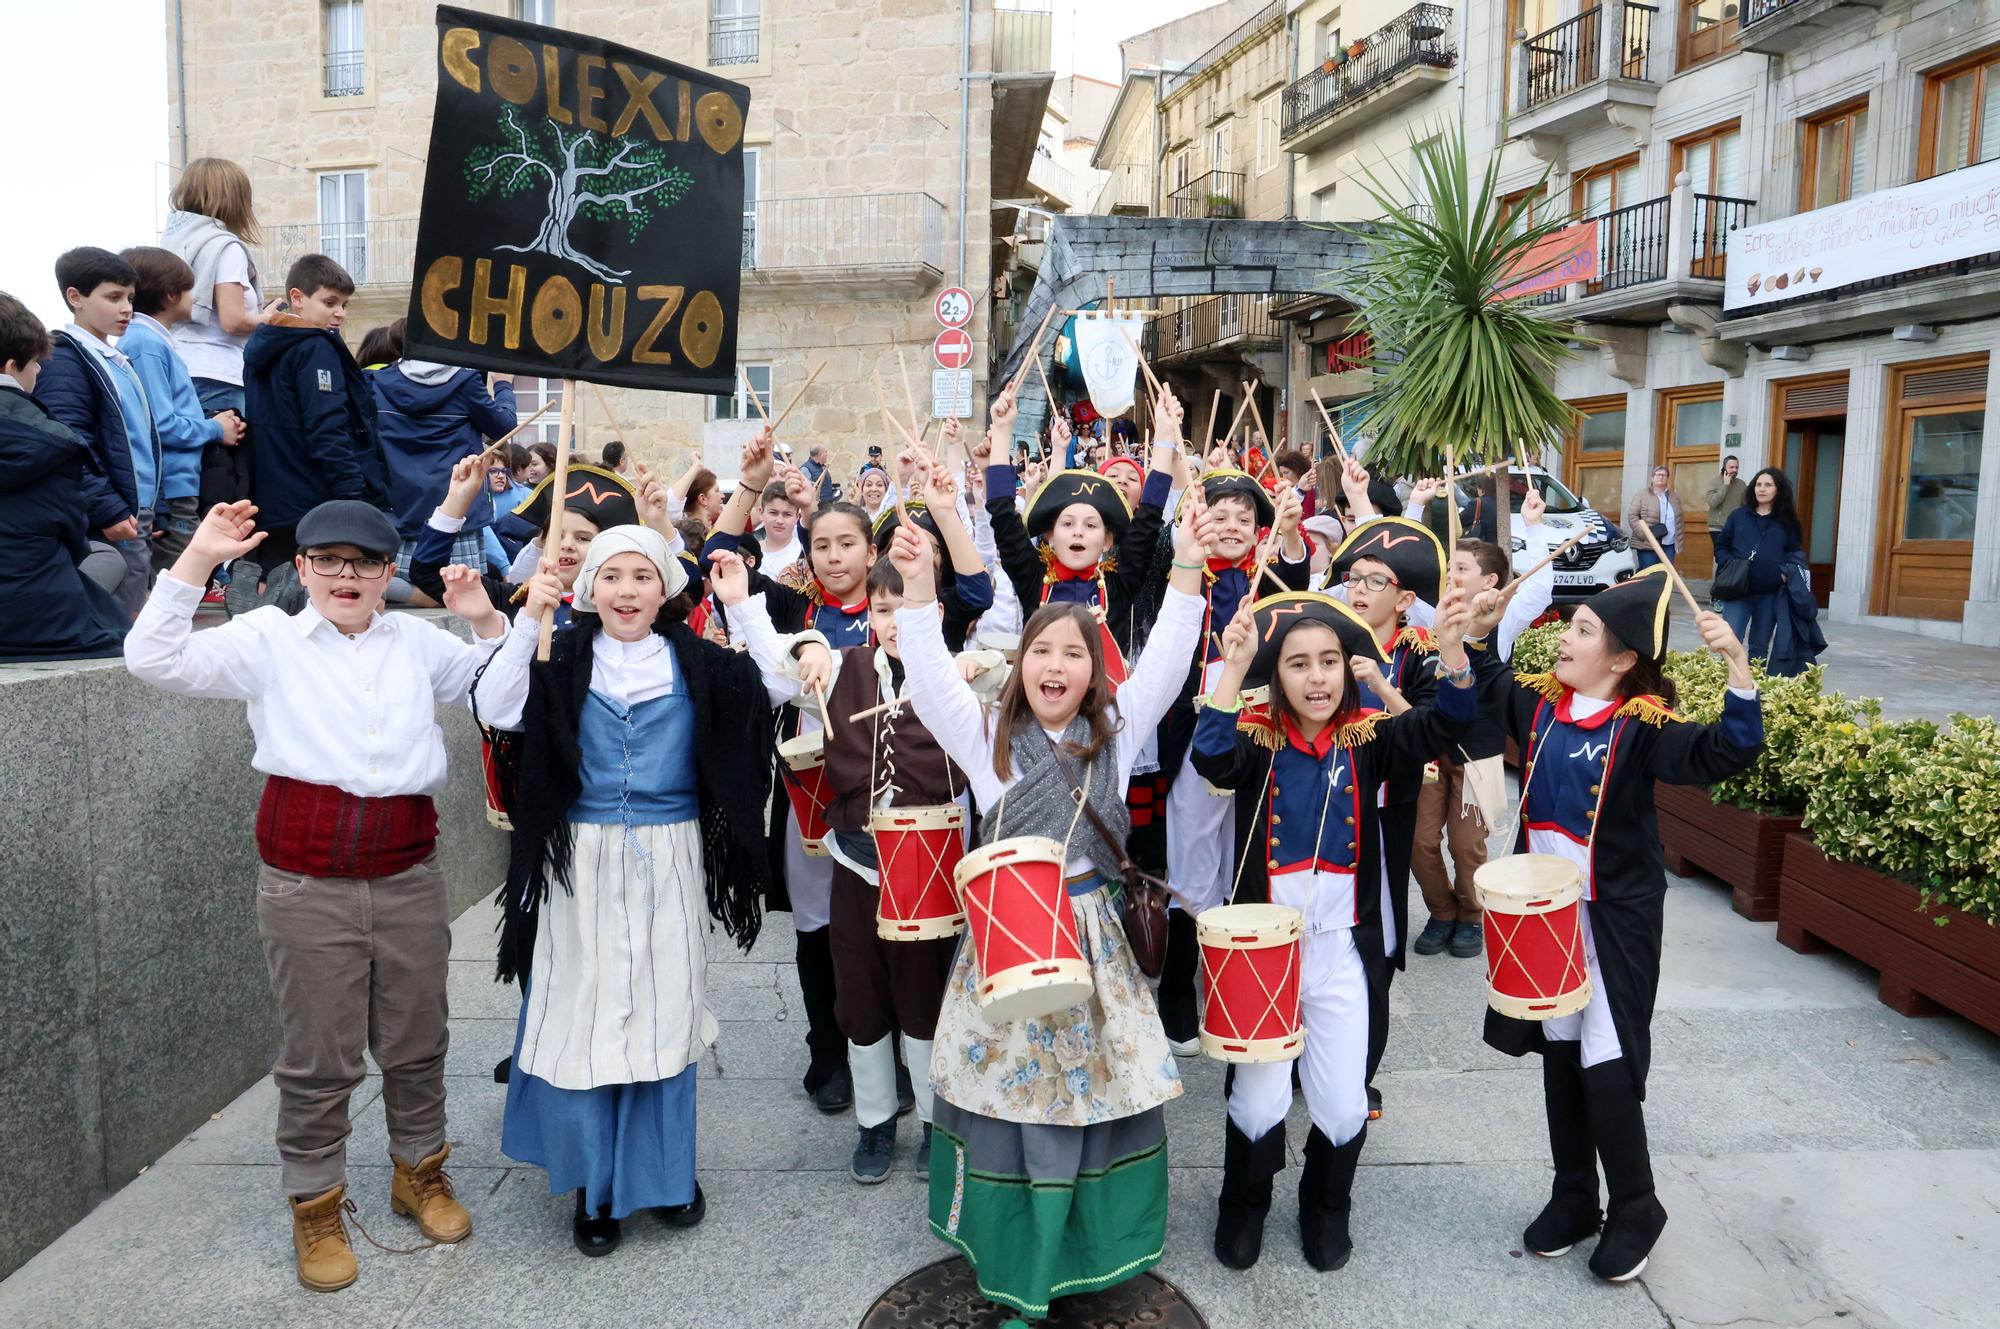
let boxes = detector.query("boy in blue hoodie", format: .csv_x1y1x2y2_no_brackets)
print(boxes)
235,253,388,611
119,246,246,575
369,351,515,578
34,247,162,614
0,291,129,659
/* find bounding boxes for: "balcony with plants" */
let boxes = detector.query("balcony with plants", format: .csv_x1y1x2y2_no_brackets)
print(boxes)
1510,2,1660,144
1167,169,1246,220
1280,4,1457,156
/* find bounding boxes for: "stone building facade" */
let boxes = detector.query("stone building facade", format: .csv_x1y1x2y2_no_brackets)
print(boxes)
165,0,1051,482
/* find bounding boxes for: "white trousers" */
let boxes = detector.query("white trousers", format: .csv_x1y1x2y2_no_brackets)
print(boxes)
1167,747,1236,916
1541,904,1624,1067
1226,926,1369,1147
784,816,835,932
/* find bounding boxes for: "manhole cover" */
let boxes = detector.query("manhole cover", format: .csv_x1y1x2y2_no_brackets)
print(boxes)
859,1257,1208,1328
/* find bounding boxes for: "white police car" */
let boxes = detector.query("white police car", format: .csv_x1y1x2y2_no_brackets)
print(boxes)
1420,467,1638,603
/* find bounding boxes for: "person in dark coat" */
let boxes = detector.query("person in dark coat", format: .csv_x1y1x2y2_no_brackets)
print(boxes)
369,356,515,569
0,298,129,660
1713,467,1804,666
237,255,387,604
1469,566,1760,1285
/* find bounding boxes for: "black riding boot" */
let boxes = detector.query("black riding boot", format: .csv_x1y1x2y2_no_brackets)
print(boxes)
1524,1041,1602,1257
1583,1059,1667,1282
795,926,851,1110
1299,1124,1366,1272
1157,908,1200,1050
1214,1117,1286,1270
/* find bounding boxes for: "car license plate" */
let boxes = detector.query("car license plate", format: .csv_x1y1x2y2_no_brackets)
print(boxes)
1554,570,1597,586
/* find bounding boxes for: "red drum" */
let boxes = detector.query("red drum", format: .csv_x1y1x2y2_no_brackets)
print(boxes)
954,836,1093,1023
1474,854,1592,1020
1197,904,1306,1063
480,727,521,831
778,730,831,857
872,805,967,942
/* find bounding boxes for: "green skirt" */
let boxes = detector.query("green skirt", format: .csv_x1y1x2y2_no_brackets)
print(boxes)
928,1098,1168,1320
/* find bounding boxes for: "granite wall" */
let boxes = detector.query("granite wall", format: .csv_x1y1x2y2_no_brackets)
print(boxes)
0,634,508,1279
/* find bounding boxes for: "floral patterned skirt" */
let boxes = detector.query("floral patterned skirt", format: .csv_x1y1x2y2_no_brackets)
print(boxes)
930,879,1184,1127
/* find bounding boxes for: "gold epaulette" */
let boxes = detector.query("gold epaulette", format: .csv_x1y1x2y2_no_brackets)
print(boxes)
1515,670,1565,703
1335,711,1384,748
1396,626,1436,654
1038,544,1056,574
1238,711,1280,750
1616,694,1680,727
778,560,819,602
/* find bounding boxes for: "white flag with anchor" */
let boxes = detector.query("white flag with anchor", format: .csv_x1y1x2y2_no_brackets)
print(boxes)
1072,315,1145,418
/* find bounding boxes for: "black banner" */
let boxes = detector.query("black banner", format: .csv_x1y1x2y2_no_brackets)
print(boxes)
403,5,749,393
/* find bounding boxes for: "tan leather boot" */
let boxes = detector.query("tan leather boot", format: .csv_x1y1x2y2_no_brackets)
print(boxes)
289,1185,358,1292
391,1143,472,1243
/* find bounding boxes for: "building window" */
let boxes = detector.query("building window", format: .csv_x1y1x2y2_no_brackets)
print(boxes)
316,170,369,285
1255,94,1278,174
1499,184,1550,237
512,0,556,22
1801,100,1868,210
1922,47,2000,178
711,363,772,422
1173,148,1192,195
1560,395,1628,518
1209,123,1232,176
1679,0,1738,71
711,0,760,66
1572,154,1640,288
1312,184,1336,223
1655,383,1725,572
323,1,365,98
1315,19,1340,65
514,378,565,445
1674,122,1743,278
740,146,763,269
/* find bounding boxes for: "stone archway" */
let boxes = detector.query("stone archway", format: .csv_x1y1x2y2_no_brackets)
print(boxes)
999,216,1374,443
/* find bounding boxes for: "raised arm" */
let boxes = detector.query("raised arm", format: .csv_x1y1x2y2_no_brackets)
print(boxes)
1647,611,1762,785
1117,493,1212,740
978,387,1045,616
886,522,1005,805
711,550,834,708
124,500,272,700
469,563,563,731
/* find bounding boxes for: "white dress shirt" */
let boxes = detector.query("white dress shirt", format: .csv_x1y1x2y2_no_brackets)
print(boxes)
123,577,505,797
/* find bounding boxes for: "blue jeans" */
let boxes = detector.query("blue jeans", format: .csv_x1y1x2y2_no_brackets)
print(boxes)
1719,591,1780,664
1635,540,1676,570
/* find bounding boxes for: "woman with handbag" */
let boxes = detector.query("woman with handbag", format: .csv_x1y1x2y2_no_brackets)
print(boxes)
1190,588,1477,1273
1624,467,1682,570
886,492,1214,1327
1713,467,1803,665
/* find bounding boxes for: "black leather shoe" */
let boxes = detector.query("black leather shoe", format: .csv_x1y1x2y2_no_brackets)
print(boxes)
657,1183,706,1229
572,1189,620,1257
813,1066,854,1114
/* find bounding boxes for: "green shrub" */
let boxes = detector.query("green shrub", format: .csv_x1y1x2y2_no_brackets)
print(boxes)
1510,621,1562,675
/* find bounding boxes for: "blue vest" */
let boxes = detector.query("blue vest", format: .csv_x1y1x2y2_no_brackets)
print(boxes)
1521,701,1614,846
1202,566,1253,666
1266,738,1364,878
573,688,698,826
811,600,872,649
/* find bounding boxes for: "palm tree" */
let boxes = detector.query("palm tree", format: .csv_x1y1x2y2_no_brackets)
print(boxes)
1334,127,1589,551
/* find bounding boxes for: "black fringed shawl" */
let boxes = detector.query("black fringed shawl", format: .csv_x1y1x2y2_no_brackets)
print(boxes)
495,621,772,983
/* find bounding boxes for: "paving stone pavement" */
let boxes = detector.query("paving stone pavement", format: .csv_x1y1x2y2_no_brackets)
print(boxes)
3,850,1996,1329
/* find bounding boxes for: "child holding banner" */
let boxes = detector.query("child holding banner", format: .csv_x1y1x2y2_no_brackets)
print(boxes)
472,525,769,1257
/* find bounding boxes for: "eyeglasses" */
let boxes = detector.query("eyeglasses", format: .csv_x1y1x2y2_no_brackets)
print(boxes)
1342,570,1399,592
305,554,389,579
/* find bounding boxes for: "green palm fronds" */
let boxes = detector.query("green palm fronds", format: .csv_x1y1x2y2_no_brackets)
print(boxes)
1336,128,1587,480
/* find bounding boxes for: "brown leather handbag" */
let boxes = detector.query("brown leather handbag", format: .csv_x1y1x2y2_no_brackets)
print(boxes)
1040,731,1177,978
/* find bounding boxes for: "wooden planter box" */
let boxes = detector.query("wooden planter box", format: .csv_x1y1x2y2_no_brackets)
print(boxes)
1655,783,1804,921
1777,833,2000,1036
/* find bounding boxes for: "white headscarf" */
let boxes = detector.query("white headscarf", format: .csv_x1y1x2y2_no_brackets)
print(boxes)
572,524,686,613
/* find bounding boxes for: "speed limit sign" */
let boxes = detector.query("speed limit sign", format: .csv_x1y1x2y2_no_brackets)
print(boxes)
934,286,973,329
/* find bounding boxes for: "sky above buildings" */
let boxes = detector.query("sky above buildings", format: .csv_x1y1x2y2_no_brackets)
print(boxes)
0,1,1216,329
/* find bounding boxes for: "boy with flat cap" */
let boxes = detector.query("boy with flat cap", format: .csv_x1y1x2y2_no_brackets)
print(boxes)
125,497,510,1293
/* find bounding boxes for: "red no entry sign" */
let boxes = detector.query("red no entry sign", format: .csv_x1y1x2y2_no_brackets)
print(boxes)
933,328,974,370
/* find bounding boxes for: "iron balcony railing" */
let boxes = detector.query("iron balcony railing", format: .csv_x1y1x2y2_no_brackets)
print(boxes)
1147,293,1295,361
1521,191,1750,305
741,192,945,274
1168,169,1246,220
1742,0,1804,24
1027,150,1076,205
1521,2,1654,111
1091,161,1154,214
1163,0,1286,98
708,15,758,65
1691,193,1753,278
252,218,417,288
1281,4,1457,141
323,51,365,98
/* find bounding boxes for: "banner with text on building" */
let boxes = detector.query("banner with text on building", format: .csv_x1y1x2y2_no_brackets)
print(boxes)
1497,223,1598,301
1725,157,2000,311
403,5,749,392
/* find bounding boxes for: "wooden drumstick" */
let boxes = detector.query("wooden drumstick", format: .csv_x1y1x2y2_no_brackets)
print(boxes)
476,400,555,461
769,361,825,434
813,679,835,739
535,382,577,661
1307,387,1351,463
1496,530,1587,599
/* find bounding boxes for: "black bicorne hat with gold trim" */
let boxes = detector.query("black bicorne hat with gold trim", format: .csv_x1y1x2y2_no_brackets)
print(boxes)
871,499,940,551
1325,515,1446,606
1025,468,1133,538
1243,591,1386,692
1585,564,1675,663
1200,467,1276,528
514,463,639,534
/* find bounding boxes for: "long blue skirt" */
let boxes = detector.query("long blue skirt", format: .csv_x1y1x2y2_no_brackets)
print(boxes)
501,992,698,1220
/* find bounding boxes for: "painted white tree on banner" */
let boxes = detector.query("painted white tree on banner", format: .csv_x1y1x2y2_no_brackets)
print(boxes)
465,106,694,283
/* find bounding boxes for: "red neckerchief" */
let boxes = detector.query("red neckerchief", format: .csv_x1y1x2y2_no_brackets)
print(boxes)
1047,560,1102,583
1554,688,1621,732
1282,715,1339,760
818,581,868,616
1205,553,1255,579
